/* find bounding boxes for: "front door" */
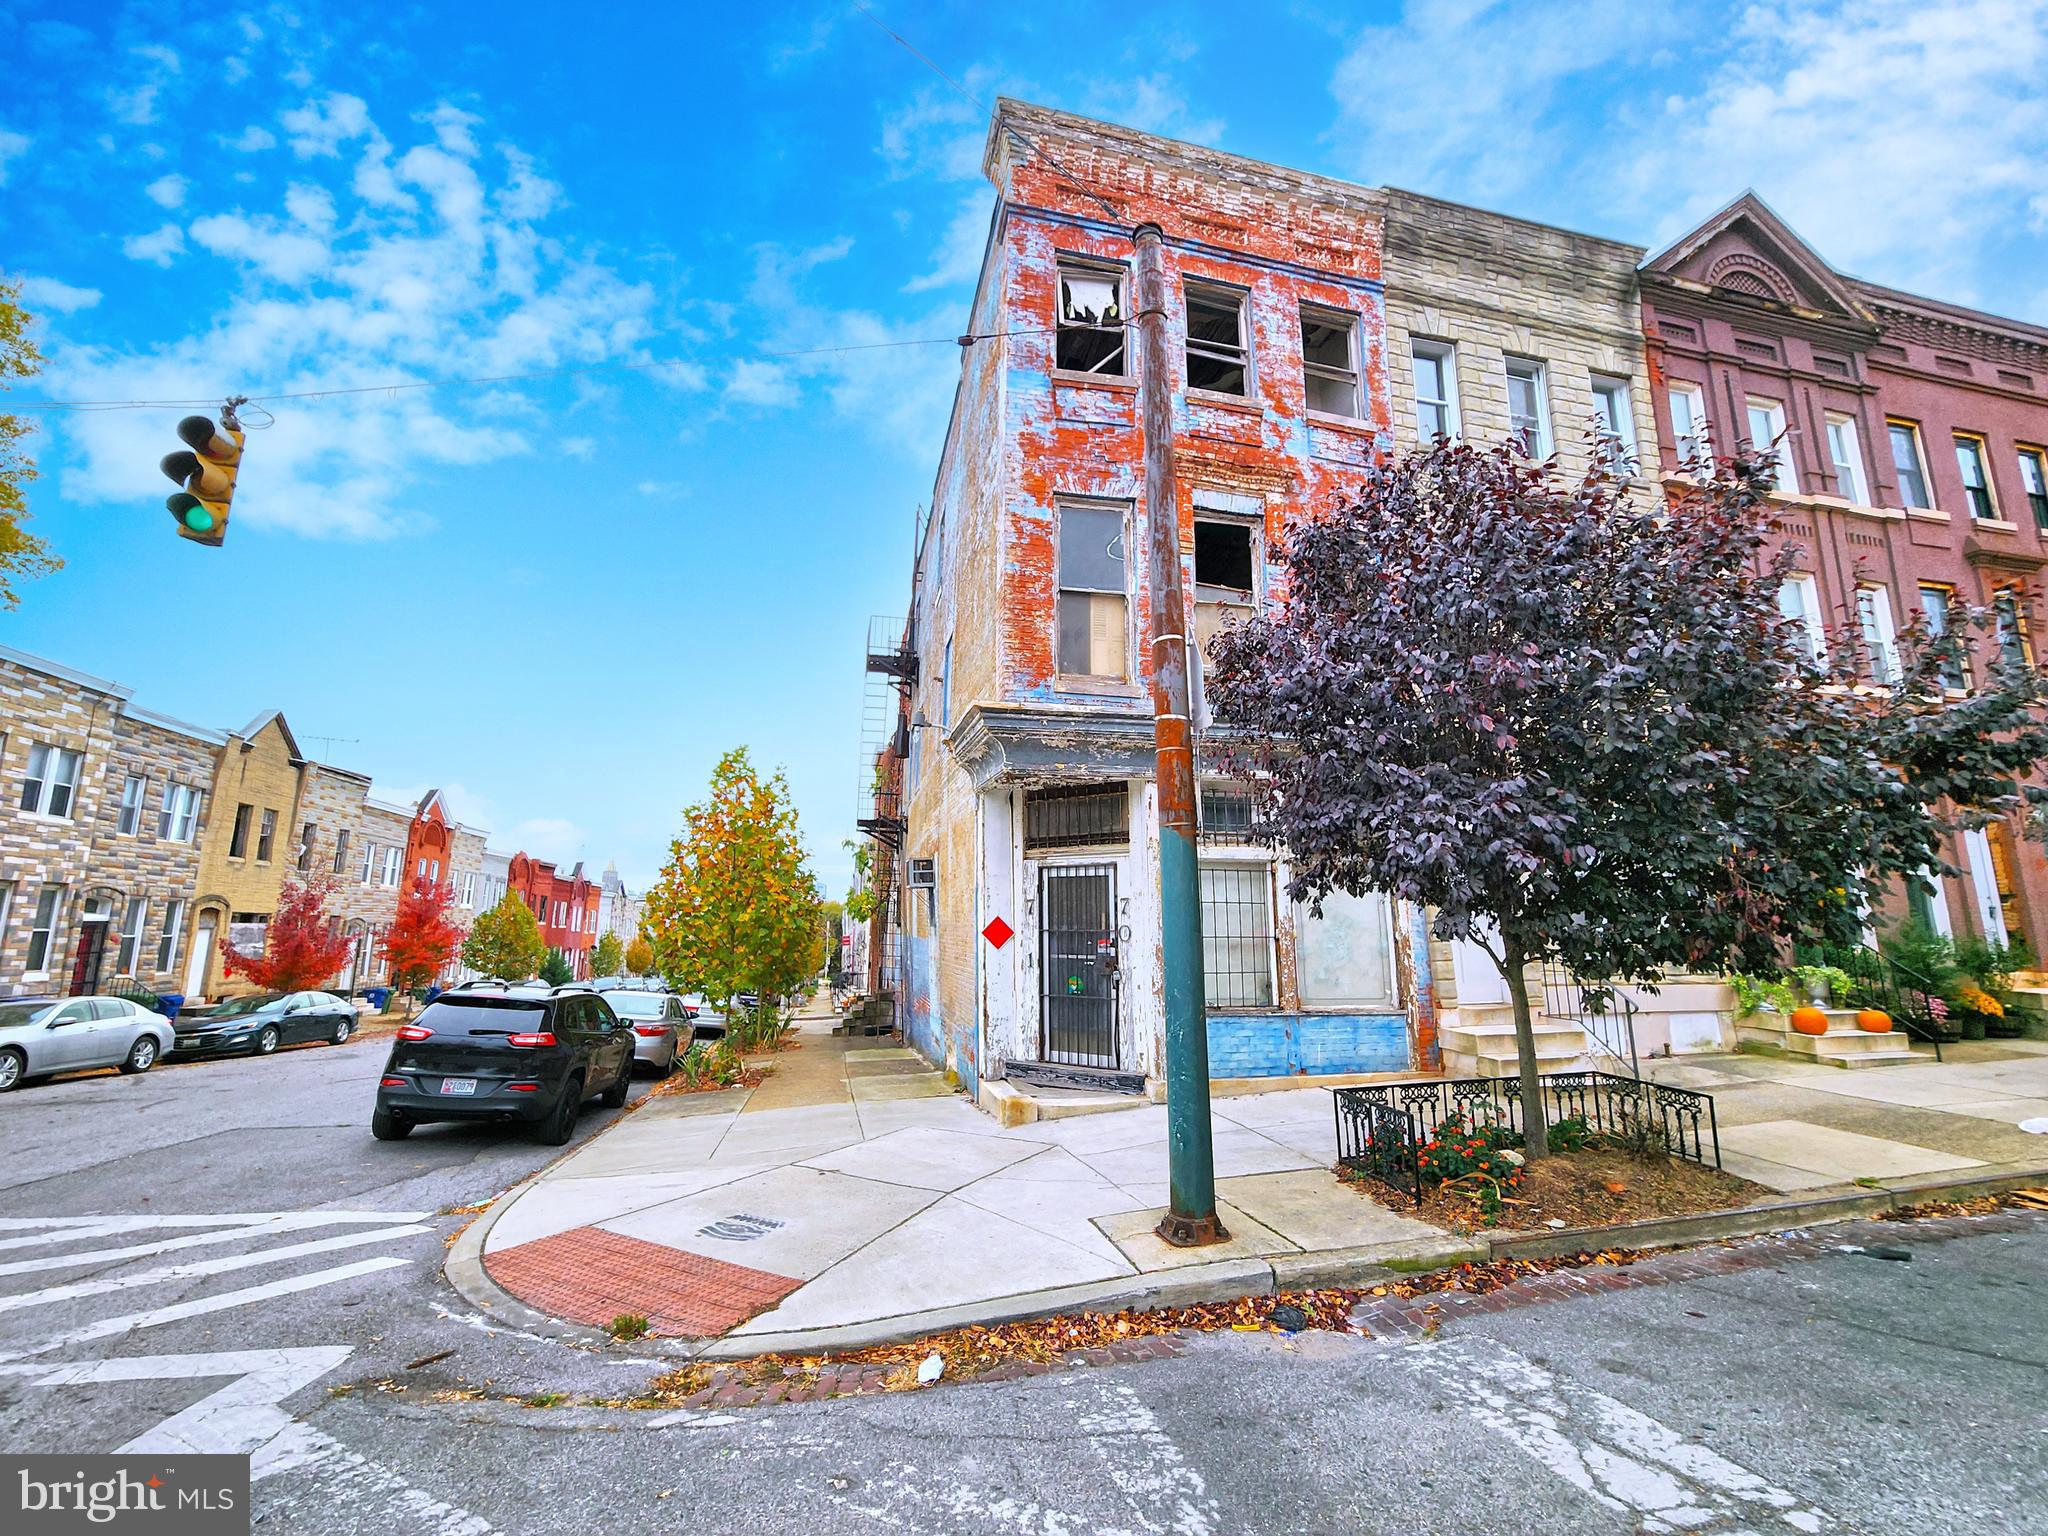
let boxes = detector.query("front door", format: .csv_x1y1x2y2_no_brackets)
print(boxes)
68,921,109,997
1451,918,1511,1007
1038,863,1120,1068
186,914,216,997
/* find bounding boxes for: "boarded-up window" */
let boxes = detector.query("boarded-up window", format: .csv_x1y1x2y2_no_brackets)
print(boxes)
1057,503,1127,679
1294,890,1397,1010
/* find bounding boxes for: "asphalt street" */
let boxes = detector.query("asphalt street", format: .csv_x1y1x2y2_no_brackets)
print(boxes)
1,1036,2043,1534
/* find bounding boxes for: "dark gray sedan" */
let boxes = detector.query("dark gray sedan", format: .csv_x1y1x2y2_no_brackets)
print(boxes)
169,990,357,1059
0,996,176,1091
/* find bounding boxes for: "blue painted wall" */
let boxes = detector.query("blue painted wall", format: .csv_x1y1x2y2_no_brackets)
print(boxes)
1206,1013,1409,1078
901,932,941,1066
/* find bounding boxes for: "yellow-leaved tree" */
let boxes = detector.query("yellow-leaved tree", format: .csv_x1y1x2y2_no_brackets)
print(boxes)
644,747,822,1043
1,278,63,610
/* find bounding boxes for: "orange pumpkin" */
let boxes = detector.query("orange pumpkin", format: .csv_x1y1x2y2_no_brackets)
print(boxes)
1855,1008,1893,1034
1789,1006,1830,1036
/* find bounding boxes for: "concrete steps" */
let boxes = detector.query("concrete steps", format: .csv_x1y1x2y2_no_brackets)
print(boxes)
1440,1003,1588,1078
1735,1007,1923,1068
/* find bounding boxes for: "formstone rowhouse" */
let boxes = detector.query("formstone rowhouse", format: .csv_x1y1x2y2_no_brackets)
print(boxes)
862,101,2048,1109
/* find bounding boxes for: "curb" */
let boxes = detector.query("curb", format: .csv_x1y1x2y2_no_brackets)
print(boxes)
449,1135,2048,1361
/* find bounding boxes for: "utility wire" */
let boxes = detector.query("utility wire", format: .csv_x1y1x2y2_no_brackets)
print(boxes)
5,326,1069,413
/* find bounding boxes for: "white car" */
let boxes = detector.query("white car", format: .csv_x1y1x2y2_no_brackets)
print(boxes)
0,995,177,1091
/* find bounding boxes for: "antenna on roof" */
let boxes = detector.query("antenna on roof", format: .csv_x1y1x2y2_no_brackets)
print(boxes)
306,736,360,759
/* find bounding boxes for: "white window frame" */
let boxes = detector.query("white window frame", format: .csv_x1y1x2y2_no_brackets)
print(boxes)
1410,339,1461,442
1053,259,1128,379
1183,280,1251,398
117,896,148,975
1745,397,1796,493
1954,432,1999,521
24,883,63,976
1825,413,1869,504
359,841,376,885
256,807,277,864
1054,499,1132,684
382,846,401,887
1504,358,1551,457
1857,583,1901,684
1888,419,1932,509
1667,382,1710,479
118,774,147,836
1197,856,1278,1011
1919,584,1966,691
156,898,185,974
1300,303,1361,419
1778,573,1828,668
158,783,199,843
1591,374,1638,471
20,742,83,820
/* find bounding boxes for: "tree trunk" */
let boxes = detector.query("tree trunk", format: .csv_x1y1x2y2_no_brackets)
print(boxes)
1501,942,1550,1160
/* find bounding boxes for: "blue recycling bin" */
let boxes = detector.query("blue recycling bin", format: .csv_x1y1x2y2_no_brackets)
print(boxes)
364,987,391,1013
423,985,443,1006
157,993,185,1023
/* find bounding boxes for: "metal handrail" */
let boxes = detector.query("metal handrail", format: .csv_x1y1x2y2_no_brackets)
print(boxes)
1540,962,1642,1078
1854,945,1949,1062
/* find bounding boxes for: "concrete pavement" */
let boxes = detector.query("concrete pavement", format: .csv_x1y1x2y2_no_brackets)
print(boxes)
462,1015,2048,1351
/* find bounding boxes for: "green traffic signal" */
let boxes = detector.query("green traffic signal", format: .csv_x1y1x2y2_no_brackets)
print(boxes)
167,491,216,533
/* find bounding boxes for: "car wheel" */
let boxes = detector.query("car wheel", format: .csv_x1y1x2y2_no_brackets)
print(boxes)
536,1080,582,1145
371,1106,413,1141
253,1025,280,1056
599,1058,631,1108
119,1037,159,1074
331,1018,353,1046
0,1048,23,1093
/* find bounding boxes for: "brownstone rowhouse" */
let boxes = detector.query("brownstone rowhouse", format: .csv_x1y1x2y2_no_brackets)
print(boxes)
1643,191,2048,959
1,645,223,998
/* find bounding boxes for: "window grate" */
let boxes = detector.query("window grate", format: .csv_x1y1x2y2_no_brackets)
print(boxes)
1198,785,1258,842
1200,863,1274,1009
1023,783,1129,851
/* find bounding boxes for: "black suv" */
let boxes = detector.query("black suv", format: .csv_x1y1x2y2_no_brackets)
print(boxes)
371,990,635,1145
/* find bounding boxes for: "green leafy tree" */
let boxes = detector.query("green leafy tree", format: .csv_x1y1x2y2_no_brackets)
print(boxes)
461,892,546,980
1210,439,2048,1156
590,931,624,977
644,746,824,1016
0,278,62,610
624,934,655,976
538,948,574,987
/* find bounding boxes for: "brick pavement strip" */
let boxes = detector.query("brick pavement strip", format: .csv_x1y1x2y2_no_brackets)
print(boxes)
484,1224,801,1337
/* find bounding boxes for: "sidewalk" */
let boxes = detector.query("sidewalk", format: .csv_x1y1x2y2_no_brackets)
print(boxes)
454,1014,2048,1355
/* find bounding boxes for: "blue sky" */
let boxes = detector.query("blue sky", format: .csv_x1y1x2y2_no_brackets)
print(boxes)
4,0,2046,895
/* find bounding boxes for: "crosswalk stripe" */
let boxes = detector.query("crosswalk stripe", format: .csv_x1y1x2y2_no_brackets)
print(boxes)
0,1224,432,1315
0,1210,432,1243
0,1211,434,1275
0,1256,409,1363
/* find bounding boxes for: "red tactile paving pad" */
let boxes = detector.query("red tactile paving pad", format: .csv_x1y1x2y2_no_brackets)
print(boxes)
486,1224,801,1337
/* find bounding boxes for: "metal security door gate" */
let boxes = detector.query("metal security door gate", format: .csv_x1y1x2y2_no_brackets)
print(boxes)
1039,863,1120,1068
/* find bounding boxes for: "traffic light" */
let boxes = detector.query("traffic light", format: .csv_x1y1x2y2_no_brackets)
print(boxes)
161,405,244,547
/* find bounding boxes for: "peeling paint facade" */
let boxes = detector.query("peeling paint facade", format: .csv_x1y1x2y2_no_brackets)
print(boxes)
892,101,1421,1098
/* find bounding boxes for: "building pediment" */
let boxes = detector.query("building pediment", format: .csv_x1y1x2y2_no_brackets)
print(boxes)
1642,191,1871,327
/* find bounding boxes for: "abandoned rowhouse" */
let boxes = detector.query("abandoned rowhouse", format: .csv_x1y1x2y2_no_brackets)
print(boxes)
860,102,1656,1102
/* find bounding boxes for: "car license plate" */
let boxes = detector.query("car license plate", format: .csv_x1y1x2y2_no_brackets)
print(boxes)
439,1077,477,1096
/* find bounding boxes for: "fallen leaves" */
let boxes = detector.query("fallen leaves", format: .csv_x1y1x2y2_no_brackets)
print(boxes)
1365,1247,1648,1301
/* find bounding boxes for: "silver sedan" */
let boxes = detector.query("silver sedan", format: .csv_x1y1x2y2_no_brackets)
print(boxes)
602,989,688,1073
0,995,177,1091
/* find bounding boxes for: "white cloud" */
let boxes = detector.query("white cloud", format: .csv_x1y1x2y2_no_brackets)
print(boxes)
145,173,187,208
501,817,586,866
227,125,277,152
724,359,796,407
902,189,995,294
561,435,596,459
15,276,102,314
0,129,29,185
635,478,689,498
1326,0,1679,200
133,43,181,74
878,71,997,183
122,223,185,265
1622,0,2048,305
108,84,159,127
1078,73,1225,146
49,90,658,541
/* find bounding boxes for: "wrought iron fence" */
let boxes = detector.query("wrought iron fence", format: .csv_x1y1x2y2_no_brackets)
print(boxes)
1333,1070,1721,1202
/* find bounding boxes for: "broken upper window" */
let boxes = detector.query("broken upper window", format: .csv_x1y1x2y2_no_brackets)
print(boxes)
1055,263,1127,377
1192,518,1257,722
1301,306,1360,417
1185,283,1249,396
1056,502,1129,681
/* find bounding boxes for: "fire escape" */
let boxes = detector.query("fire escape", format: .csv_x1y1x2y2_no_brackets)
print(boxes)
857,615,915,996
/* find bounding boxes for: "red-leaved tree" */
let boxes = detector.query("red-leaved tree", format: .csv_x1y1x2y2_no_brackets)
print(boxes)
219,877,355,991
382,877,462,1000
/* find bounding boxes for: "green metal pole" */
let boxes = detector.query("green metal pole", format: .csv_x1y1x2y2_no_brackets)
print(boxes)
1133,223,1225,1248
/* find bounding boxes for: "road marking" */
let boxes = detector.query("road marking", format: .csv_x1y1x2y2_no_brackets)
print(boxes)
0,1210,430,1238
1405,1337,1831,1534
0,1211,433,1274
0,1223,432,1314
0,1256,408,1363
29,1348,498,1536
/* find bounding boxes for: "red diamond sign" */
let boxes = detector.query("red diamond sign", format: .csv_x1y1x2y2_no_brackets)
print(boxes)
981,916,1014,950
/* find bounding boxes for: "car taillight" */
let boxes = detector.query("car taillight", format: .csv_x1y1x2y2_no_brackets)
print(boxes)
506,1082,541,1092
506,1031,557,1048
396,1025,431,1041
379,1076,406,1087
633,1025,666,1037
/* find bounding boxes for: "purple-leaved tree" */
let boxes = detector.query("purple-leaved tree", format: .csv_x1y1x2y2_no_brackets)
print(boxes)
1208,437,2048,1156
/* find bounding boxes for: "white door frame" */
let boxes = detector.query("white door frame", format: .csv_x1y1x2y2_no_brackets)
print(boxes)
185,914,216,997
